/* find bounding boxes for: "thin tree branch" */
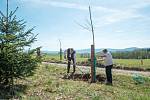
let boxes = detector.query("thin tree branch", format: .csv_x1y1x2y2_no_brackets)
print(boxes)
0,11,6,18
75,21,91,31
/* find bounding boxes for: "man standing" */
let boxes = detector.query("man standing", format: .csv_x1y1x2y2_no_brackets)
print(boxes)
100,49,113,85
64,48,76,73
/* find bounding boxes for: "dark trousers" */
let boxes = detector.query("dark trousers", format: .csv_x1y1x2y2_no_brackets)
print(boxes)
105,65,113,83
67,58,76,73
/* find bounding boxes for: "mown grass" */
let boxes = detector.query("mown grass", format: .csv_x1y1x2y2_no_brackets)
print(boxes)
114,59,150,69
3,64,150,100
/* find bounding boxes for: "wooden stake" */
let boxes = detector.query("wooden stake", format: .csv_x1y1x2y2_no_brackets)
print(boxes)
89,5,96,83
59,39,62,60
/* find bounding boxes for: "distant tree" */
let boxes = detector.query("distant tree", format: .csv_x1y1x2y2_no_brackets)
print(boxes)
0,6,40,86
111,49,150,59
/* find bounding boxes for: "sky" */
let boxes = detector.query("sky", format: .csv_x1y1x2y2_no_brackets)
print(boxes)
0,0,150,51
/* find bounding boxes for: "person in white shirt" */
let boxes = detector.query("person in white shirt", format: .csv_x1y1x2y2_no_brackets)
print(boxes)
100,49,113,85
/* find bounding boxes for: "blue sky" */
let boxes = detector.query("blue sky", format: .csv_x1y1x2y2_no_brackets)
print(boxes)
0,0,150,51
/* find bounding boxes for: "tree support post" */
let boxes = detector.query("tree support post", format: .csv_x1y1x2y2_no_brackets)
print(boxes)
60,48,62,60
91,45,96,83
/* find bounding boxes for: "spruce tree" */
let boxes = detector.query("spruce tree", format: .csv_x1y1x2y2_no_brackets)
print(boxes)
0,5,39,86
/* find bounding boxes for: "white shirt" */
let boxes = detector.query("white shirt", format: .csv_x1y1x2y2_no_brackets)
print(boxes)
100,52,113,66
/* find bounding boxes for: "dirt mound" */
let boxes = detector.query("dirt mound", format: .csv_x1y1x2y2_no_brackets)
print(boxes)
62,73,105,82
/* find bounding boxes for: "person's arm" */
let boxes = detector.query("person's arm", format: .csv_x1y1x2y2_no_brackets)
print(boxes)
99,52,106,57
98,56,105,61
100,55,106,58
97,52,106,61
97,58,104,62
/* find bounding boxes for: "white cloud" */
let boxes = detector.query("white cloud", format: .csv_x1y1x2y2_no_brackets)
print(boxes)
105,10,143,23
115,30,124,33
20,0,150,29
20,0,118,12
92,6,117,13
94,2,150,28
50,1,88,10
20,0,87,10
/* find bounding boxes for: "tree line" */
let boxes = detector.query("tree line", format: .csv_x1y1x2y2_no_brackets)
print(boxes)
111,49,150,59
79,49,150,59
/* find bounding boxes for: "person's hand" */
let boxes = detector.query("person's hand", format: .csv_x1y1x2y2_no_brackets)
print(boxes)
100,55,106,57
97,59,104,61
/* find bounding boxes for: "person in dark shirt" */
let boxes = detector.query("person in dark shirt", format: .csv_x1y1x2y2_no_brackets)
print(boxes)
64,48,76,73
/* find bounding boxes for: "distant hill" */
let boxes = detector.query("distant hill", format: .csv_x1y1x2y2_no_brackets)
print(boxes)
76,47,139,53
42,51,59,54
42,47,149,54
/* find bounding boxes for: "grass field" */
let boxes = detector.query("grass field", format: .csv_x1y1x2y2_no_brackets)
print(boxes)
43,54,150,70
43,53,87,62
2,64,149,99
113,59,150,69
